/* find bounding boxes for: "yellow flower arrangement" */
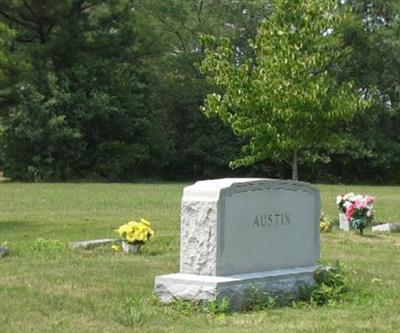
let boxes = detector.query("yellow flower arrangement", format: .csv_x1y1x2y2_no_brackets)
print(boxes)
320,212,332,233
117,218,154,245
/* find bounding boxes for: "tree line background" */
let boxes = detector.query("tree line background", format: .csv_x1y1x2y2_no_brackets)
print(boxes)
0,0,399,183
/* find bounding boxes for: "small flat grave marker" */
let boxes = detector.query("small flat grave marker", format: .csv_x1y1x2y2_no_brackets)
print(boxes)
0,246,10,258
69,238,115,250
372,223,400,233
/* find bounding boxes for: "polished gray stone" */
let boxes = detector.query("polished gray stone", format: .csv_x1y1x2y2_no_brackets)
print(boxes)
180,178,320,276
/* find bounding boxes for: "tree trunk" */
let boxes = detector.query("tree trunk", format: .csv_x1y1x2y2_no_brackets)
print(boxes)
291,150,298,181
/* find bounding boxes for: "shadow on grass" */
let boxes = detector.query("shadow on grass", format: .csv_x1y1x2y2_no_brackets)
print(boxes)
361,234,381,239
140,249,164,256
0,220,35,232
349,233,386,243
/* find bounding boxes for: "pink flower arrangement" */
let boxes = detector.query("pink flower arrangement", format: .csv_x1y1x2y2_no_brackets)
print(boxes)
345,202,356,220
336,192,375,234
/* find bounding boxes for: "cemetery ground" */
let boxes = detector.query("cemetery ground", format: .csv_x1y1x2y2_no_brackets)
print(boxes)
0,183,400,333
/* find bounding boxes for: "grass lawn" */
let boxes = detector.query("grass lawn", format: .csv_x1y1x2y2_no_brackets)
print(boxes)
1,182,400,333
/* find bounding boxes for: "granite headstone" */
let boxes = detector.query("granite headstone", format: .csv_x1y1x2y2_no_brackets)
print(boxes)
155,178,320,309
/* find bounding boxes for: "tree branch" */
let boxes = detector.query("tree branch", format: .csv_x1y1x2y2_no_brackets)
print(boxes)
197,0,204,24
0,9,35,30
140,4,190,53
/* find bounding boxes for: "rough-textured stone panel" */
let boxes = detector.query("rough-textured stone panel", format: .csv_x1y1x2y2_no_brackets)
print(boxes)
155,276,217,303
180,201,218,275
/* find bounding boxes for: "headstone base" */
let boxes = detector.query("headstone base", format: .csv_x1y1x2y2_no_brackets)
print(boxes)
155,265,319,311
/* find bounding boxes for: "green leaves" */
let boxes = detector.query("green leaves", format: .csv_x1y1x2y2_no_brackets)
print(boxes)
201,0,368,179
0,0,170,181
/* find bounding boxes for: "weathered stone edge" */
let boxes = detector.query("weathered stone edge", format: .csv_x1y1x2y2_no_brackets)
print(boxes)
372,223,400,232
155,265,319,310
69,238,115,249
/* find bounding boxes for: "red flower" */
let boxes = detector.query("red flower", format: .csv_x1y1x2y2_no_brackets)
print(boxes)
345,202,355,220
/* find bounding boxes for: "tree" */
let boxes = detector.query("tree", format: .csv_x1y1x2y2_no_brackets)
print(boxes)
0,0,273,181
0,0,169,180
201,0,368,180
327,0,400,183
0,21,15,169
138,0,271,179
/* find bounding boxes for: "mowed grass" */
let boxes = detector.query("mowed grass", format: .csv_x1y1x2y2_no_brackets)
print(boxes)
0,182,400,333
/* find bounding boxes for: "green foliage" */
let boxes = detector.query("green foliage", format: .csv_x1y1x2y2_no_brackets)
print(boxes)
0,22,14,94
137,0,270,180
245,263,348,311
0,0,272,181
202,298,231,315
313,263,348,305
115,295,153,327
333,0,400,183
1,0,400,182
32,237,64,258
201,0,368,180
0,0,169,181
247,286,277,311
302,0,400,183
299,263,348,306
4,71,167,180
170,299,197,316
4,77,83,181
170,297,231,316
